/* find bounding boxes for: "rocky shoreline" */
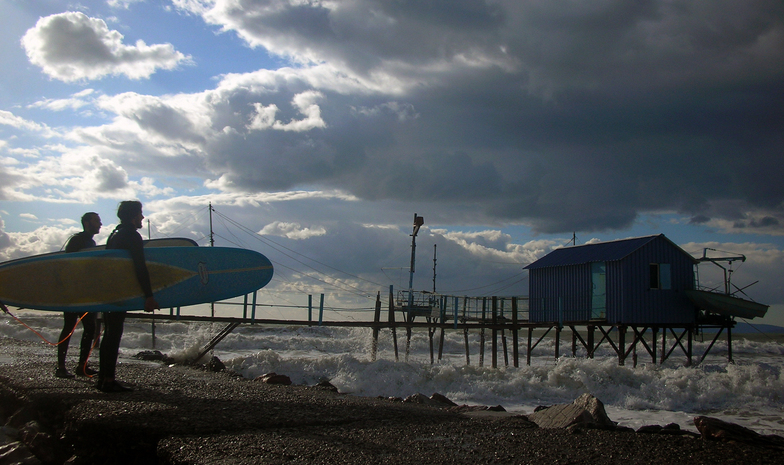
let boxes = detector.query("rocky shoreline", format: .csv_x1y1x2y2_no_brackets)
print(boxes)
1,337,782,464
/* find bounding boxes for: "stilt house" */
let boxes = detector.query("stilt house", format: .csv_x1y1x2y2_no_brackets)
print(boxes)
524,234,698,325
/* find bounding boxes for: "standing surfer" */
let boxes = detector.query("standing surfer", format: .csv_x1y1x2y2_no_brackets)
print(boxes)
56,212,101,379
98,201,159,392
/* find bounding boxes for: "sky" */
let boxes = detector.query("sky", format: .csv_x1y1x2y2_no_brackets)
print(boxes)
1,1,783,326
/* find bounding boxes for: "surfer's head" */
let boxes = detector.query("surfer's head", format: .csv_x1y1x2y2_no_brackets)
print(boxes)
117,200,144,228
81,212,101,234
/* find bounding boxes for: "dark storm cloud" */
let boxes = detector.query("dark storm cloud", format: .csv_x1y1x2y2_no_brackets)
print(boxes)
175,1,784,233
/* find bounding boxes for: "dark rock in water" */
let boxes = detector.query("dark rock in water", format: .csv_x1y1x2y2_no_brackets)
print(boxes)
255,372,292,385
695,416,784,449
133,350,173,363
487,405,506,412
205,356,226,372
315,380,338,392
528,393,615,430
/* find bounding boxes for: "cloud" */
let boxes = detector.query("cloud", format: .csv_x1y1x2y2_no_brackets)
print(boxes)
0,110,55,136
248,91,326,132
162,1,784,234
0,219,77,260
28,89,96,112
5,2,783,239
21,11,191,82
259,221,326,240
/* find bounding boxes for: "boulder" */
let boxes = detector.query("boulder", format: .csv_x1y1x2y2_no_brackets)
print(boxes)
255,373,292,385
0,440,42,465
637,423,699,437
694,416,784,449
205,356,226,373
429,393,458,407
133,350,173,363
315,380,339,392
403,393,441,406
527,394,615,430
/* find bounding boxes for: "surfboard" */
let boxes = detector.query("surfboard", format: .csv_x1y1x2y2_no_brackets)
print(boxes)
0,245,273,312
0,237,199,269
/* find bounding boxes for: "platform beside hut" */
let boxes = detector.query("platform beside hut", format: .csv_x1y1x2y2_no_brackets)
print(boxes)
120,233,765,368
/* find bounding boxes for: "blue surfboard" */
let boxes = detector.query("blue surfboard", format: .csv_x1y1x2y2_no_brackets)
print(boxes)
0,244,273,312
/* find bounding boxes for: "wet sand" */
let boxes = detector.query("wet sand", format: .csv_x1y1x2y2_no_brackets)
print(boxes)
0,337,781,464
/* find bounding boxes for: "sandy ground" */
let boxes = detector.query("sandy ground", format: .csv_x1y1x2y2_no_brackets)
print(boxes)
1,337,782,464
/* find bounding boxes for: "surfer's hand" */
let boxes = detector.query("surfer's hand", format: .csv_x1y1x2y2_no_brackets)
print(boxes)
144,296,159,313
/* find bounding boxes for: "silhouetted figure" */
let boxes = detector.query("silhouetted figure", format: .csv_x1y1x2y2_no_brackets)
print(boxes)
56,212,101,379
98,201,159,392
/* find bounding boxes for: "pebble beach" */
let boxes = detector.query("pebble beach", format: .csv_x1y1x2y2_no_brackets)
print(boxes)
1,337,782,464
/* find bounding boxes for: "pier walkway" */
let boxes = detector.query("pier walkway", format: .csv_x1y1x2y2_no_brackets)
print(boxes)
125,288,738,368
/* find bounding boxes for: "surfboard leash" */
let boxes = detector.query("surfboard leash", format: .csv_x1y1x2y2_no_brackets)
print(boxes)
78,325,103,378
0,301,90,347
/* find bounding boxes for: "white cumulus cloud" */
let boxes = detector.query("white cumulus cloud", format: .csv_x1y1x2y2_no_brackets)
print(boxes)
21,11,191,82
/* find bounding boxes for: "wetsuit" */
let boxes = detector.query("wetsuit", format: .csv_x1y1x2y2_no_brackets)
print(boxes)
100,224,153,381
60,232,98,373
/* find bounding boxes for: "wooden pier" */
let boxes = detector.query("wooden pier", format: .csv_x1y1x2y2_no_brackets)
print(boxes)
126,289,737,367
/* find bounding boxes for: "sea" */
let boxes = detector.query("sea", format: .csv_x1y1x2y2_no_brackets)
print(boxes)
2,310,783,437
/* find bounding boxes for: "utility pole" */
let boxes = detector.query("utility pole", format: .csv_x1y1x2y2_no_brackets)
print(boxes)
408,214,424,308
432,244,437,293
209,202,215,248
209,202,215,317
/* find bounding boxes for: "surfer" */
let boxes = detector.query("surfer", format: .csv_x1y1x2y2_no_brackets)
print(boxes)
98,201,159,393
56,212,102,379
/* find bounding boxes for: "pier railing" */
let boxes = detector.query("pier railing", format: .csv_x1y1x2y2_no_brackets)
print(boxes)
123,287,735,368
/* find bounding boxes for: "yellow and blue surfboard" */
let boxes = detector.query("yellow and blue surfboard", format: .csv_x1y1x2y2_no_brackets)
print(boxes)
0,241,273,312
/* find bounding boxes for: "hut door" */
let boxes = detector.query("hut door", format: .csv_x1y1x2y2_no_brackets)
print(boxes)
591,262,607,319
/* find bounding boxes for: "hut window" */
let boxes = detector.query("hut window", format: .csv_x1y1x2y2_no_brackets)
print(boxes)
650,263,672,289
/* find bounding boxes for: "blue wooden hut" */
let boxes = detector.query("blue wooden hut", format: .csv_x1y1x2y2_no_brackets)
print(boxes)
524,234,698,325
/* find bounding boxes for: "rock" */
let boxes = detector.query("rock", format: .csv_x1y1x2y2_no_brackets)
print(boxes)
403,393,443,406
1,425,19,443
429,393,457,406
205,356,226,372
527,394,615,430
18,420,60,464
315,380,338,392
694,416,784,449
7,406,38,430
0,440,42,464
134,350,172,363
637,423,698,437
255,373,292,385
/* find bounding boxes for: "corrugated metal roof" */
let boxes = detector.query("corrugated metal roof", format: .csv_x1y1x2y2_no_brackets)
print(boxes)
524,234,663,270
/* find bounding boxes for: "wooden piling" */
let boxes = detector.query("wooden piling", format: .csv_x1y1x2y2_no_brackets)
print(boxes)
491,296,498,368
388,287,398,362
371,292,381,362
512,297,519,367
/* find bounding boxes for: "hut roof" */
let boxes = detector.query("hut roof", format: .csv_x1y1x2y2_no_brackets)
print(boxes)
524,234,696,270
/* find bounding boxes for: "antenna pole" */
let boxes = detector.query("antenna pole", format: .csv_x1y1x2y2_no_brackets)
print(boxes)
209,202,215,318
209,203,215,248
432,244,437,293
408,214,424,308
